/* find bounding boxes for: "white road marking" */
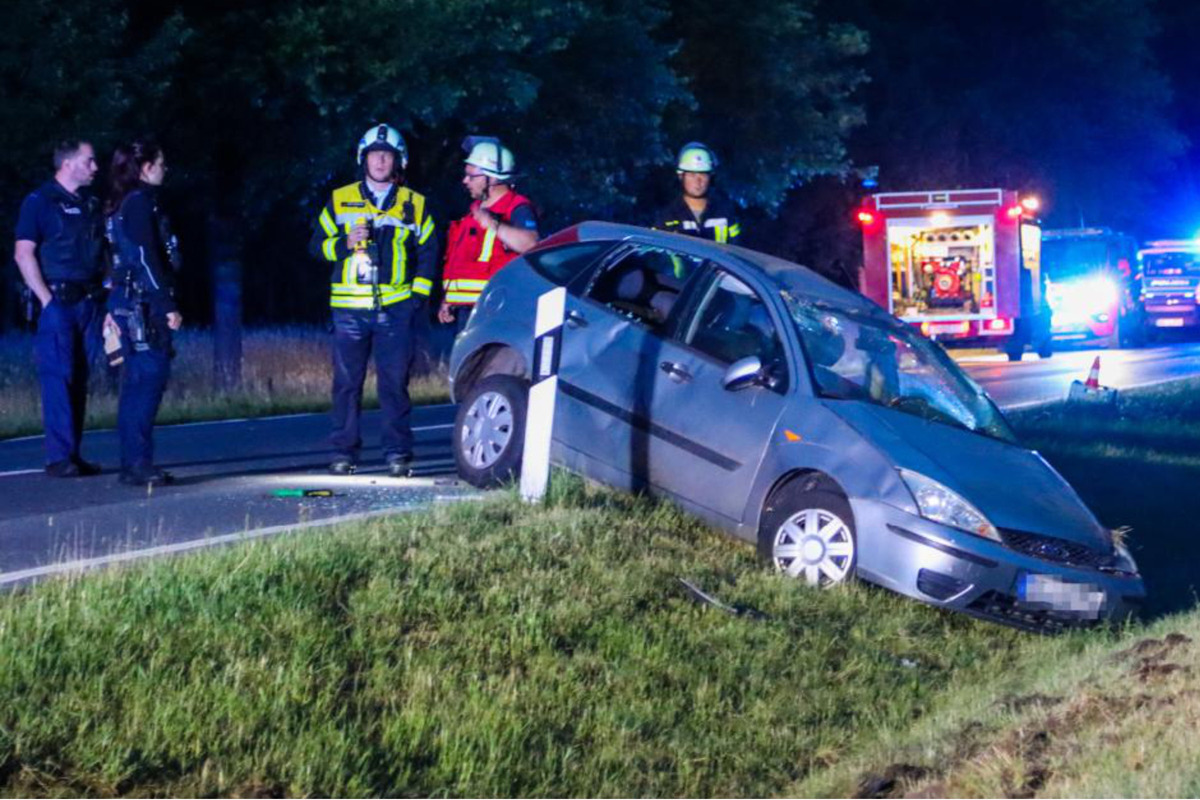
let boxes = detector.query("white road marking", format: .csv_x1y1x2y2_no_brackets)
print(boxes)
0,423,457,479
1,405,458,442
0,494,481,586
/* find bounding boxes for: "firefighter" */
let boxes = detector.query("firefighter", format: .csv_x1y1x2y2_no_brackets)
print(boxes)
310,124,438,477
13,139,106,477
103,139,183,487
652,142,742,244
437,136,539,335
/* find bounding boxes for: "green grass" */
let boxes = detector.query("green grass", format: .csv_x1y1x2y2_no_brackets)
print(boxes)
0,478,1052,797
786,378,1200,797
3,379,1200,797
1009,377,1200,619
0,326,450,440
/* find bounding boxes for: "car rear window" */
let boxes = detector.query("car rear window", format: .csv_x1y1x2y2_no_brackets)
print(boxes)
525,242,611,285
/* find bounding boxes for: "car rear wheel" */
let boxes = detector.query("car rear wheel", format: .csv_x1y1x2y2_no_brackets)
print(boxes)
758,482,857,587
454,374,528,488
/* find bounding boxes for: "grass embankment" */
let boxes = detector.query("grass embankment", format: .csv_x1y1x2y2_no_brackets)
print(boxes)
0,478,1056,797
2,380,1199,797
0,326,450,441
796,377,1200,797
1010,377,1200,619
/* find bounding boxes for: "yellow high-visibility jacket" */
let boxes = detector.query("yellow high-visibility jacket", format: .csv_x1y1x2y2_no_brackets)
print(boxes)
310,181,438,310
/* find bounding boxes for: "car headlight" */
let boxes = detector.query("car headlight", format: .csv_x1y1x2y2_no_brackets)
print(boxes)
1111,541,1138,575
898,469,1000,542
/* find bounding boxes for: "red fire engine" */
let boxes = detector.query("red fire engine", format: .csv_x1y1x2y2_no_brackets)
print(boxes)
858,188,1052,361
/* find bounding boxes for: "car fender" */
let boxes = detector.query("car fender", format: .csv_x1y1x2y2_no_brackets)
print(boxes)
738,400,917,548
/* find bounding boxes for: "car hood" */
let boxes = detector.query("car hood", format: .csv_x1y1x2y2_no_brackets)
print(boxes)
826,400,1111,550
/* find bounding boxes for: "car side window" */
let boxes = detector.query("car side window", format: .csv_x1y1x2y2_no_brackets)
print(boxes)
584,245,703,331
684,271,788,389
525,241,612,286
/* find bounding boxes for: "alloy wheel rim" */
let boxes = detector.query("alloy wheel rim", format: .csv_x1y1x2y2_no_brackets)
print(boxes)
461,391,514,469
773,508,854,587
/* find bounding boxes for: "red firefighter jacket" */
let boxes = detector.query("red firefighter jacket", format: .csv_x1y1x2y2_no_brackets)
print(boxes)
442,190,532,306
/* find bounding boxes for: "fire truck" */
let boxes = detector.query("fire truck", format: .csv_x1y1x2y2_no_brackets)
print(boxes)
1041,228,1142,348
1138,239,1200,338
858,188,1051,361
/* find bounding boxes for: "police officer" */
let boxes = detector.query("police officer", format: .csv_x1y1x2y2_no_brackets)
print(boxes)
652,142,742,244
310,124,438,477
13,139,105,477
438,136,539,334
104,139,182,487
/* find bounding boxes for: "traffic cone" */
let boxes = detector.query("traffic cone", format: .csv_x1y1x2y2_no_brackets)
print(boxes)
1068,355,1117,406
1085,356,1101,390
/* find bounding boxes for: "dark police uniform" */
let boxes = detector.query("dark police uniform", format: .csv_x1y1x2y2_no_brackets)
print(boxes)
651,194,743,244
14,180,105,469
107,183,179,481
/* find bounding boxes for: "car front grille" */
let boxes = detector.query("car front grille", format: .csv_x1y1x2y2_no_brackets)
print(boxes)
966,590,1102,634
999,528,1116,571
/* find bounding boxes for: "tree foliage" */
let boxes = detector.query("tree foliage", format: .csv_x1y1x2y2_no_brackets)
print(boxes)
2,0,1191,325
0,0,185,206
847,0,1184,231
665,0,869,212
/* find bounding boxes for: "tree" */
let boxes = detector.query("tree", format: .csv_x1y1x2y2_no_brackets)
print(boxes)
663,0,869,214
848,0,1184,232
137,0,694,320
0,0,185,329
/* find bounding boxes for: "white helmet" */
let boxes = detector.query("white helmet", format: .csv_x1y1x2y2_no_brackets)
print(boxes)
357,124,407,167
676,141,717,173
463,136,515,181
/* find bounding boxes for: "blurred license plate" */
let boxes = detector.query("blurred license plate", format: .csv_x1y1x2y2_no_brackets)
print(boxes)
1018,574,1105,617
1155,318,1185,327
929,323,968,334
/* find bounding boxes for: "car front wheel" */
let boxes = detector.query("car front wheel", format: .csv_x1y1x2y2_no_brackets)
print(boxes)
453,374,528,488
758,482,857,587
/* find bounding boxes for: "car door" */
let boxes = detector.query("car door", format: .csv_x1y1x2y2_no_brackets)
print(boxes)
645,267,792,524
553,243,705,485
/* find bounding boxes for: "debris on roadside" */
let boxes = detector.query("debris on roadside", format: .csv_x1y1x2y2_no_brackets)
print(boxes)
271,489,340,498
676,577,770,620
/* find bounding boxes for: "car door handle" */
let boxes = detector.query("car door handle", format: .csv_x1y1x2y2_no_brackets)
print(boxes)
566,310,588,328
659,361,692,382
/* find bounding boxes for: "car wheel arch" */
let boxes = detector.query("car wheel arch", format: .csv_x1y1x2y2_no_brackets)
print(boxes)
760,469,850,522
757,469,859,587
453,344,529,403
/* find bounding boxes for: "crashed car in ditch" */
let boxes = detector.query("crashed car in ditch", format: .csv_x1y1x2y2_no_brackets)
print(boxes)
447,222,1145,631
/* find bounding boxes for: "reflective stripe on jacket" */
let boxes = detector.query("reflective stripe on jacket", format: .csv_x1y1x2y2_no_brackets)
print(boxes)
441,191,531,306
310,181,437,310
652,195,742,244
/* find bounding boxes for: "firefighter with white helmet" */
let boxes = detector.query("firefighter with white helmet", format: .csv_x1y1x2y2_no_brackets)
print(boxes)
437,136,539,332
652,141,742,244
309,123,438,477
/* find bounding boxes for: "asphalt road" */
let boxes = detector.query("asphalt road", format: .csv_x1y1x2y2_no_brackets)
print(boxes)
0,404,473,586
3,340,1200,585
959,341,1200,408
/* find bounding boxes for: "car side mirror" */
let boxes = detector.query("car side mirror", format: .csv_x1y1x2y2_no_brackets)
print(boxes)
723,356,765,391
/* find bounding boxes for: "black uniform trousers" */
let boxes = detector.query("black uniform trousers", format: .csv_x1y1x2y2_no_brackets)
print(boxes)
35,294,102,465
330,300,417,461
114,314,172,475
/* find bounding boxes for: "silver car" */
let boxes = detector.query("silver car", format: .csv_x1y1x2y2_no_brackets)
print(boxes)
448,222,1145,631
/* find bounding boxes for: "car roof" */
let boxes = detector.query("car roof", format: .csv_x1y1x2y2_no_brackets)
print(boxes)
568,221,883,314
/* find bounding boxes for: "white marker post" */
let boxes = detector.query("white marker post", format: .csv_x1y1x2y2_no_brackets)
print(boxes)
520,287,566,503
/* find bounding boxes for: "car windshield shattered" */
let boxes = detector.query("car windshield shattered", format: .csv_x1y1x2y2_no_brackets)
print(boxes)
783,292,1017,444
